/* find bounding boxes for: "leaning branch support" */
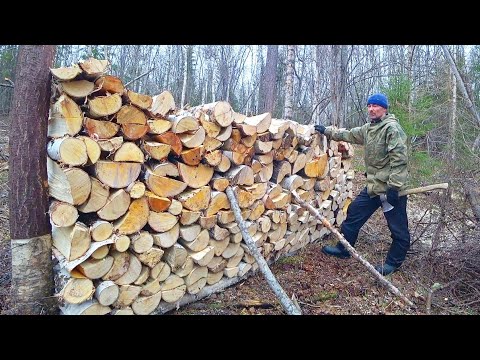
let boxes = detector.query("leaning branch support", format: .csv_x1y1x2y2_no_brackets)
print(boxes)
124,67,155,87
225,186,302,315
291,191,415,308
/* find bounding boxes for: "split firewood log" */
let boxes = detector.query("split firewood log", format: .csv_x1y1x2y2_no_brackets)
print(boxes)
79,57,109,79
216,125,233,142
94,161,141,189
144,171,187,198
191,101,233,127
180,146,204,166
114,235,131,253
88,245,110,260
50,64,82,81
48,94,83,137
126,181,146,199
151,162,179,178
180,210,201,225
177,163,214,189
90,220,113,242
61,278,95,304
52,222,91,262
113,142,144,163
148,211,178,233
62,299,111,315
130,231,154,254
94,280,119,306
97,189,130,221
47,158,92,206
150,90,175,117
77,136,101,165
49,201,79,228
84,118,120,139
152,223,180,249
168,113,199,134
151,262,171,281
147,119,172,135
163,244,188,272
168,199,183,216
94,75,124,95
152,131,183,156
60,80,95,99
131,292,162,315
113,197,150,235
179,127,205,148
204,150,222,167
113,285,142,308
97,136,123,153
88,93,122,118
125,90,153,110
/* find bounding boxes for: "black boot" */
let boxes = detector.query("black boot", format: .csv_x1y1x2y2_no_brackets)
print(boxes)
322,242,351,259
374,263,398,276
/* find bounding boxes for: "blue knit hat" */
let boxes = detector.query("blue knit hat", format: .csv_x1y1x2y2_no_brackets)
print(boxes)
367,93,388,109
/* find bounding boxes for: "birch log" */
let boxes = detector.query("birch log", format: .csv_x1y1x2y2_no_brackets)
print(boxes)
226,187,302,315
291,190,415,308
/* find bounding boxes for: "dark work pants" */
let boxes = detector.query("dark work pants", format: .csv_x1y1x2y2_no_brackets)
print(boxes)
338,187,411,267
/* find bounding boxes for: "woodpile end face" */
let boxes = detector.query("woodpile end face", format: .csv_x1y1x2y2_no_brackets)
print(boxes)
48,57,355,315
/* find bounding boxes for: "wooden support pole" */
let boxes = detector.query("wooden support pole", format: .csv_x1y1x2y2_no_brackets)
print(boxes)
292,191,415,308
226,186,302,315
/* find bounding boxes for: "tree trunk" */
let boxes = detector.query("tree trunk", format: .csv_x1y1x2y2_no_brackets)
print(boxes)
261,45,278,114
180,45,189,108
9,45,57,314
406,45,415,116
330,45,347,128
441,45,480,152
449,64,457,162
284,45,295,120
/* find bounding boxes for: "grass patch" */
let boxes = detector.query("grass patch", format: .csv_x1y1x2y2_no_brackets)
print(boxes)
277,255,303,265
312,290,338,302
208,302,224,310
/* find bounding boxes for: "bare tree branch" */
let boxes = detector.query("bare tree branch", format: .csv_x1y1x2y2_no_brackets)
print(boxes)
124,67,155,88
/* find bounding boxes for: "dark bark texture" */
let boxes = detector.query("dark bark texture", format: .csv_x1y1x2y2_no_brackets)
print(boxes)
9,45,57,315
261,45,279,115
9,45,55,239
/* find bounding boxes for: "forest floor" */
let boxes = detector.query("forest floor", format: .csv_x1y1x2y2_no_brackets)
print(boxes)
0,135,477,315
168,183,475,316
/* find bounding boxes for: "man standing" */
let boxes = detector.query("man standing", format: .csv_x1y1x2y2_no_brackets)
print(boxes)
315,93,410,275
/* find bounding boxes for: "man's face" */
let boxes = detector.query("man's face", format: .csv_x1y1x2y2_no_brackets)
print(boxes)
367,104,387,120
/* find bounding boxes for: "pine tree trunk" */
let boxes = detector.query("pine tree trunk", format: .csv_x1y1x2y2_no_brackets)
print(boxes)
9,45,57,315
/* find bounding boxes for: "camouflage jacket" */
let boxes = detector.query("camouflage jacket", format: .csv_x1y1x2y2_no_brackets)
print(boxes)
324,113,408,197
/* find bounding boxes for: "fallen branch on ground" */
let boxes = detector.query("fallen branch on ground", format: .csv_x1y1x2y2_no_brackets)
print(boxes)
226,186,302,315
292,190,415,309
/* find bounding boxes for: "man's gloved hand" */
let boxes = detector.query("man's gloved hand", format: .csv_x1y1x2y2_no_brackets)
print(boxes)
314,124,326,134
386,188,399,206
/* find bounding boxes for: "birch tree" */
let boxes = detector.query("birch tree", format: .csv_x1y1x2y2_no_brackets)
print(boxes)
284,45,295,120
442,45,480,152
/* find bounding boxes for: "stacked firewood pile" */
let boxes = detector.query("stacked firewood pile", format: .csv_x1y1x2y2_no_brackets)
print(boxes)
47,58,354,315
